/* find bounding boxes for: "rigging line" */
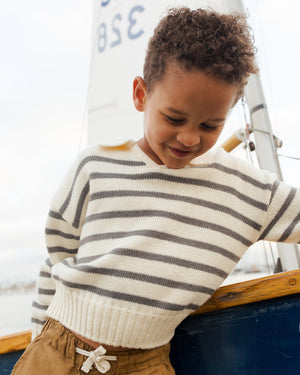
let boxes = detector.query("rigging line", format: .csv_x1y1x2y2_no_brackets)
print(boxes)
265,241,277,274
241,97,255,165
78,0,103,152
277,153,300,161
251,128,270,136
263,241,271,275
269,242,277,269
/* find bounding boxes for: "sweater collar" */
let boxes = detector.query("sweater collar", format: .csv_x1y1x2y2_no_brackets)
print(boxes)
132,141,215,169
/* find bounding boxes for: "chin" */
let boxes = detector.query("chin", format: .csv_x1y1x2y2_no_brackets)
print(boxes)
159,149,189,169
168,165,186,169
164,159,190,169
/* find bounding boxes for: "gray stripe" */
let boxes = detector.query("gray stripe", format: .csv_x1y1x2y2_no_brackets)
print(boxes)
46,258,53,268
259,187,297,240
73,182,90,228
48,246,78,255
90,172,268,210
62,261,214,295
85,154,146,166
49,210,66,221
59,155,145,216
90,190,261,230
59,190,73,218
39,271,51,278
208,163,272,190
76,248,227,278
31,318,46,325
32,301,48,311
278,212,300,242
53,275,200,311
38,288,55,295
270,180,280,204
250,103,267,115
45,229,80,241
80,230,239,262
85,210,251,246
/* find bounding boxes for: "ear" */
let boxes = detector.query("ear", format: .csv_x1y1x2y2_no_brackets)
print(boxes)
133,76,147,112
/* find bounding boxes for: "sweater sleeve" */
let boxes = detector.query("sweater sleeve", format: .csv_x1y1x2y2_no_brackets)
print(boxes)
31,257,55,338
31,149,90,339
258,179,300,243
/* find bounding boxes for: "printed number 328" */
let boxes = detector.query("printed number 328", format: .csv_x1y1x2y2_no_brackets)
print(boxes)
98,5,145,53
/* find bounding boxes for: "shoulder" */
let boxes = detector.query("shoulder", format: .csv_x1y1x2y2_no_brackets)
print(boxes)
217,148,275,176
97,138,133,149
78,139,135,159
200,148,278,187
74,139,144,171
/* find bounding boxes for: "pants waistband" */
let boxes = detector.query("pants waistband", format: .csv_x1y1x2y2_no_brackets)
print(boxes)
41,318,171,372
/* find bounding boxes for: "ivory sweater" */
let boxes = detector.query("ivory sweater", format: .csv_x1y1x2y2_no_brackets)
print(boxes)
32,141,300,348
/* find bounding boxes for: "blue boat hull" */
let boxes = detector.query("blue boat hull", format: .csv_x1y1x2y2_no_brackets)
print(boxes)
170,293,300,374
2,293,300,374
0,351,23,374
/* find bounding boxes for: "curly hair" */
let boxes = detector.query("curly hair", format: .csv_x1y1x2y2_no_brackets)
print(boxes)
143,7,258,99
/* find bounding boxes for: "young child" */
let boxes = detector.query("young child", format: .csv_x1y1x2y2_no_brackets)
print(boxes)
12,7,300,375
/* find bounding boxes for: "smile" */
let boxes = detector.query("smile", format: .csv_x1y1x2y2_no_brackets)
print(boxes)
168,146,192,158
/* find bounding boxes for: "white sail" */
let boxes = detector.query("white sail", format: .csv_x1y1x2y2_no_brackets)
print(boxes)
87,0,300,274
88,0,223,144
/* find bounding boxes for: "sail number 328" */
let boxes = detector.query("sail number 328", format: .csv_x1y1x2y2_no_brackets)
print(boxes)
98,5,145,53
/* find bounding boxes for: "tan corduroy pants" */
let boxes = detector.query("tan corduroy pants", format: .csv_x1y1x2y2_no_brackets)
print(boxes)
11,319,175,375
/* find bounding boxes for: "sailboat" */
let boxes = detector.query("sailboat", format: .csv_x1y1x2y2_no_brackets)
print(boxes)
1,0,299,373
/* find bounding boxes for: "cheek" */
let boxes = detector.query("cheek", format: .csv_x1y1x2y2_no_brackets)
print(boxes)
210,128,223,144
149,121,173,142
202,131,222,150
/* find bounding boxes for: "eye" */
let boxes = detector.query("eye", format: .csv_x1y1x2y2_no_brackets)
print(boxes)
165,115,184,125
201,123,220,131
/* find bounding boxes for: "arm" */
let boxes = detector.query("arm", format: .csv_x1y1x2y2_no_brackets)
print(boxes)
258,180,300,243
31,150,91,339
31,257,55,338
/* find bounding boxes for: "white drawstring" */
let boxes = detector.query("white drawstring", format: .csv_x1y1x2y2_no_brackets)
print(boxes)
76,345,117,374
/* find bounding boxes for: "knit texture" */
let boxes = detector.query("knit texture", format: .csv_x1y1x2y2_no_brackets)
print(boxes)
32,141,300,348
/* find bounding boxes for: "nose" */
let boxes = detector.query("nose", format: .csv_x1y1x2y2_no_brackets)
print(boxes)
176,130,200,147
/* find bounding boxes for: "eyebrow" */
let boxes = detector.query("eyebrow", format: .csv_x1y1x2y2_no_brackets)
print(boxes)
166,107,225,122
166,107,188,115
209,118,226,122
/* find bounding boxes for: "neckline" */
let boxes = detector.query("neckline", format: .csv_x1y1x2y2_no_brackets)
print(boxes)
132,142,214,169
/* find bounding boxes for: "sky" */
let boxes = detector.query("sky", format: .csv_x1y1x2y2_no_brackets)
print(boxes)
0,0,299,286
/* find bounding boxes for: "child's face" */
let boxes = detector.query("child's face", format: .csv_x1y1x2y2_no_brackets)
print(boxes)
133,63,238,169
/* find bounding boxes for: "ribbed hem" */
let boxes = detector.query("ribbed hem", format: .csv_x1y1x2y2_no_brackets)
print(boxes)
31,324,42,341
47,286,187,349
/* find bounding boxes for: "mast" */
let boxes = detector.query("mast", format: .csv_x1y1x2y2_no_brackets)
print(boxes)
223,0,300,271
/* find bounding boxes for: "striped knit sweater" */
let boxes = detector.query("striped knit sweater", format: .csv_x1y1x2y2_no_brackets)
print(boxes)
32,141,300,349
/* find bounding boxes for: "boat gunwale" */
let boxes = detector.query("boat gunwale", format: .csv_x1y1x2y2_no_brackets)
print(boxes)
193,269,300,315
1,269,300,354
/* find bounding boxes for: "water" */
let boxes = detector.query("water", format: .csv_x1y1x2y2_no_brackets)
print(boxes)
0,291,35,336
0,246,42,336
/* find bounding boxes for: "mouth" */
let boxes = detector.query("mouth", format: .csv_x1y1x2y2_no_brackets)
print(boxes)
168,146,193,158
